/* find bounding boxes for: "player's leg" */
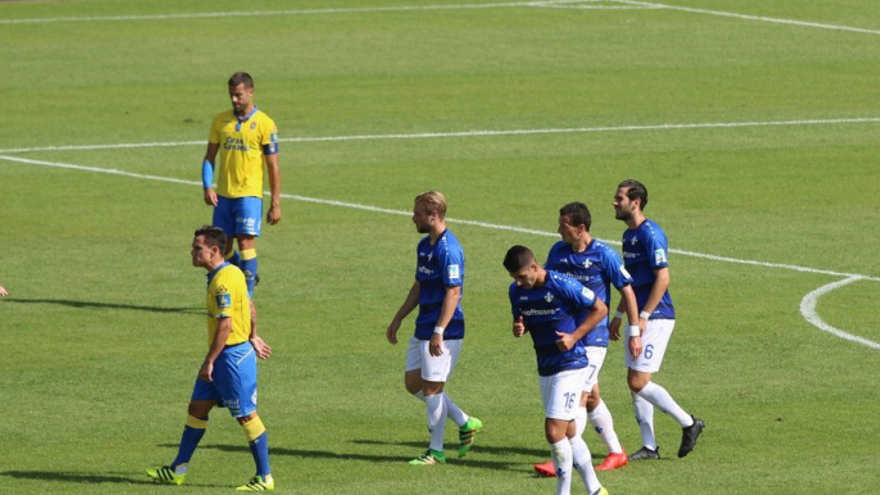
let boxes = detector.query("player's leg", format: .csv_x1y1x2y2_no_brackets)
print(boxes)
217,343,274,490
569,419,605,495
212,196,241,266
628,320,703,458
410,340,450,465
547,418,574,495
232,196,263,299
404,336,424,398
442,339,481,457
542,369,595,495
237,234,257,298
588,384,626,471
146,379,218,485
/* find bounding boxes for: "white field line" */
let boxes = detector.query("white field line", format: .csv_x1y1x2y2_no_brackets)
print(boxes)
0,0,576,25
3,117,880,155
799,277,880,350
1,153,878,350
613,0,880,36
1,0,878,38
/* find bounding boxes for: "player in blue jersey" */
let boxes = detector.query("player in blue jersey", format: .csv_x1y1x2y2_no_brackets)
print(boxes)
610,180,704,461
506,245,610,495
533,202,640,477
386,191,482,466
146,226,274,491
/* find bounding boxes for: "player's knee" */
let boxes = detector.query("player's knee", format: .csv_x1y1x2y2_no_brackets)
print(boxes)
236,412,259,426
544,421,568,444
628,374,648,393
187,402,213,418
404,372,422,395
584,393,599,410
422,380,444,396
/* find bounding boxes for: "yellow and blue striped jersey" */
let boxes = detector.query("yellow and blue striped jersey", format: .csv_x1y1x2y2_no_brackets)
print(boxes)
209,108,279,198
205,262,251,346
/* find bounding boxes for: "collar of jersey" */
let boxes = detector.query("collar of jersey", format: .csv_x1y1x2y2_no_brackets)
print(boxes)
236,106,259,123
206,261,231,285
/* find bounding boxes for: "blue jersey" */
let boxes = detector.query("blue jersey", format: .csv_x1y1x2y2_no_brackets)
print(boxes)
621,219,675,319
414,230,465,340
545,239,633,347
509,271,598,376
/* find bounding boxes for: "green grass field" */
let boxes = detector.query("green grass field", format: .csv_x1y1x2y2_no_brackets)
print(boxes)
1,1,879,494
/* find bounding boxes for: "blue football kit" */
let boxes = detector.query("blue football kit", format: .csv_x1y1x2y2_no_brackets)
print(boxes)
414,230,465,340
545,239,633,347
621,219,675,319
509,271,599,376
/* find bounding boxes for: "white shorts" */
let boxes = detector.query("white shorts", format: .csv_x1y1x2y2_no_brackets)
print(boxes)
404,336,463,383
582,346,607,392
625,319,675,373
539,368,587,421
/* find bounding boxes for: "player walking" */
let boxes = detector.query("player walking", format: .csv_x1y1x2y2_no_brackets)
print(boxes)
533,202,639,477
386,191,482,466
505,245,609,495
611,180,704,461
146,226,274,491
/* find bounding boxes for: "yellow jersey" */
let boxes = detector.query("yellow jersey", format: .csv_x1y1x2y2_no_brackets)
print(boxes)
209,108,279,198
205,263,251,346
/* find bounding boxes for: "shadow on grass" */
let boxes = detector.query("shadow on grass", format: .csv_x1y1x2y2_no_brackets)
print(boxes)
167,440,546,473
6,298,202,314
352,438,550,458
0,470,234,488
174,443,411,464
0,470,156,486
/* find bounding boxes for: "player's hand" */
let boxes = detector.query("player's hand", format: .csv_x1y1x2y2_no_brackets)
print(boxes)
639,316,648,335
629,336,642,360
609,317,621,341
267,205,281,225
199,361,214,383
250,336,272,360
555,331,577,351
429,333,444,356
0,285,7,297
512,316,526,337
386,319,401,344
203,187,218,207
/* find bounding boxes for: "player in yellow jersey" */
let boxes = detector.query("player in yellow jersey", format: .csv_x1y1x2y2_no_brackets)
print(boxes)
202,72,282,301
146,226,275,491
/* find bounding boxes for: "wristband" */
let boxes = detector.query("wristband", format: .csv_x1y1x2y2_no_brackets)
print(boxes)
433,326,445,336
629,325,640,337
202,159,214,188
613,310,625,320
639,311,651,320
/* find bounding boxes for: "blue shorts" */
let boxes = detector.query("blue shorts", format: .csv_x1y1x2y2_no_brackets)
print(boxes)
213,196,263,237
191,341,258,418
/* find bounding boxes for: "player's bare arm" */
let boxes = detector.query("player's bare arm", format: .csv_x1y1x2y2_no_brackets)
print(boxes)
387,280,420,344
248,301,272,360
557,297,607,351
202,142,220,206
200,317,232,382
265,153,282,225
429,285,460,357
640,267,670,333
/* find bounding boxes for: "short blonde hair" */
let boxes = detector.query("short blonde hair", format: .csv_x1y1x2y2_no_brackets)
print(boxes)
414,191,447,218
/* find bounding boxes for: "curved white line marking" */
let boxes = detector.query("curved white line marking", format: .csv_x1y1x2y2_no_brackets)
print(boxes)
800,276,880,350
1,153,878,350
